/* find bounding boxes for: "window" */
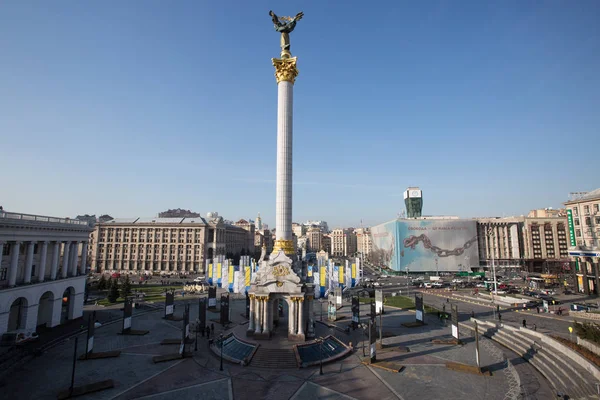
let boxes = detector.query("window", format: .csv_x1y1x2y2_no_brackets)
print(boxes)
576,229,581,237
574,207,579,216
585,217,591,226
596,217,600,225
595,204,600,213
2,245,9,256
575,219,580,226
0,268,6,280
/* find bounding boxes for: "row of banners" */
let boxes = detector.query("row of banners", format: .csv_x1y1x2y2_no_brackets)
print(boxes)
205,256,363,297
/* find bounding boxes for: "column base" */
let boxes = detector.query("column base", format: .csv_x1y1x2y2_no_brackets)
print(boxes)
253,332,272,340
287,333,305,341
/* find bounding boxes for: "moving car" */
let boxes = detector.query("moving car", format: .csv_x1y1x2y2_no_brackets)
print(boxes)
193,276,205,282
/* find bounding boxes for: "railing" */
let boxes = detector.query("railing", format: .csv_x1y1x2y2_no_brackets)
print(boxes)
0,212,88,226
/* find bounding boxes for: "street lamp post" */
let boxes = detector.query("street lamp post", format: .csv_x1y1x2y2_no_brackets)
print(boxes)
195,319,199,351
406,268,410,296
219,333,224,371
487,227,498,294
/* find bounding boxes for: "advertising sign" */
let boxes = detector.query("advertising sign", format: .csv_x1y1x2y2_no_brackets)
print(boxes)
198,297,207,331
415,293,424,322
375,289,384,315
320,266,326,297
228,264,234,292
369,319,377,362
371,219,479,272
339,264,344,286
335,287,342,307
245,266,251,293
208,263,213,285
123,298,133,332
566,209,577,247
328,298,337,321
165,291,174,318
208,287,217,308
451,304,459,340
351,263,356,287
308,265,313,277
351,296,360,328
86,312,95,355
216,262,222,287
220,294,230,325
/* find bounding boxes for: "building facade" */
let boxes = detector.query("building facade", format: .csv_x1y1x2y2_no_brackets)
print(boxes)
90,213,256,274
564,189,600,294
475,215,569,274
330,229,357,257
0,211,92,336
306,227,322,253
355,228,372,257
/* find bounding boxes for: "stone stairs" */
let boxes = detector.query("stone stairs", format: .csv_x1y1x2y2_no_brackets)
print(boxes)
250,347,298,369
477,321,600,399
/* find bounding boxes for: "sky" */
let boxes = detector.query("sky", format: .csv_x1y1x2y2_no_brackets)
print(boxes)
1,1,599,229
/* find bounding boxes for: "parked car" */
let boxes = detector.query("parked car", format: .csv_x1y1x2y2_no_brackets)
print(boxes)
111,272,121,279
193,276,205,282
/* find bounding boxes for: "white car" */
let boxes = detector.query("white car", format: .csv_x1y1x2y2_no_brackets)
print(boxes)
452,279,464,283
373,282,381,286
193,276,205,282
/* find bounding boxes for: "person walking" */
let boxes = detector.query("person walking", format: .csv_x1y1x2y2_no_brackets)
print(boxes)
522,319,527,328
498,313,502,323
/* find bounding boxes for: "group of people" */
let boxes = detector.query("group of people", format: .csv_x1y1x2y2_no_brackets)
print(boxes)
199,323,215,339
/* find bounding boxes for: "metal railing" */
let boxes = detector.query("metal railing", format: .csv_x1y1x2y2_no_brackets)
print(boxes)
0,212,88,226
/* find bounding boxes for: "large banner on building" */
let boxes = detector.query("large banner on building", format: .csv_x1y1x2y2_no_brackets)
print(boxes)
371,219,479,272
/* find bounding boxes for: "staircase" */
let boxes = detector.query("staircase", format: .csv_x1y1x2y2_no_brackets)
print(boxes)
477,321,600,399
250,347,298,369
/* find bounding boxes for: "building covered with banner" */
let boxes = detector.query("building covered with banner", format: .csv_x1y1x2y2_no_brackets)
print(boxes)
371,218,479,273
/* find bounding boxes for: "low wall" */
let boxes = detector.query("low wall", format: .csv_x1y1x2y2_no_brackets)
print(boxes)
577,337,600,357
521,327,600,381
572,311,600,321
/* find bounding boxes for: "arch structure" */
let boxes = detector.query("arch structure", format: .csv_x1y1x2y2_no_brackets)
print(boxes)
247,250,315,341
0,277,85,336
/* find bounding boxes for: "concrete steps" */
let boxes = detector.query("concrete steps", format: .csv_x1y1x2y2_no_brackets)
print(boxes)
484,325,599,399
250,347,298,369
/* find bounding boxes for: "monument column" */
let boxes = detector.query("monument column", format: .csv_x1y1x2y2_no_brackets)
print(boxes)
289,298,296,335
254,297,263,335
248,294,256,332
263,297,270,336
271,55,299,256
297,298,304,336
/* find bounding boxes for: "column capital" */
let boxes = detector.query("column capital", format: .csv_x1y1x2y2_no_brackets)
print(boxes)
272,57,298,84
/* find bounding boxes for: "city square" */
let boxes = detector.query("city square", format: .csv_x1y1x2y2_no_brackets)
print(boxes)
1,2,600,400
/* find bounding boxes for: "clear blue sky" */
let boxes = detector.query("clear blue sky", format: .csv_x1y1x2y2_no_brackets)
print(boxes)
1,1,598,228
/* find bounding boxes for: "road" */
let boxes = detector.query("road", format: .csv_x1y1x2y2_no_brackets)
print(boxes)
360,272,580,339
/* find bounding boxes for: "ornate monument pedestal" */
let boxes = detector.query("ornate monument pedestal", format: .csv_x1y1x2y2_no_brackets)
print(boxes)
247,251,311,341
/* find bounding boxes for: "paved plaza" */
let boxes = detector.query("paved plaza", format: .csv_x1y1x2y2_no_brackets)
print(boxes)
0,293,555,400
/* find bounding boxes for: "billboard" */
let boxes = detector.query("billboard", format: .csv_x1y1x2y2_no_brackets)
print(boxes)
371,219,479,272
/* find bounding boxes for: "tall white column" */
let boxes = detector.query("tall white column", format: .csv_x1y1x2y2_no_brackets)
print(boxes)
263,298,270,336
248,295,255,332
275,80,293,244
38,241,49,282
80,242,88,275
24,242,35,284
50,242,60,280
61,241,70,279
298,298,304,336
8,241,21,286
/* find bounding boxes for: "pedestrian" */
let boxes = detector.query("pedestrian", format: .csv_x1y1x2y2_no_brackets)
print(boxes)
498,313,502,323
471,310,475,318
522,319,527,328
536,307,540,314
533,324,537,331
446,298,450,303
211,323,215,338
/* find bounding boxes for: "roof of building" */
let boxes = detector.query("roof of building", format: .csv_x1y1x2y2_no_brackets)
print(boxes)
565,188,600,203
236,219,249,224
101,216,208,225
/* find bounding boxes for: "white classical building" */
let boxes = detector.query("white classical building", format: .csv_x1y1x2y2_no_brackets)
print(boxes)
0,211,92,336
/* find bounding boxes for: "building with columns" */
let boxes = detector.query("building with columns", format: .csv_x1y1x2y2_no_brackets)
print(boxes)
0,211,92,336
475,214,569,276
306,227,322,253
564,189,600,294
